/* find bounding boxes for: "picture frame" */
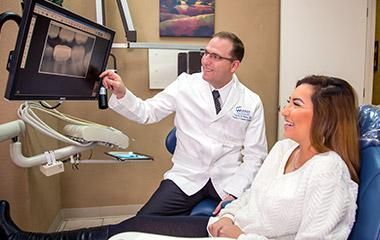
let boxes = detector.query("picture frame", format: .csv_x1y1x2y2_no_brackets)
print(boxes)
374,40,378,72
159,0,215,37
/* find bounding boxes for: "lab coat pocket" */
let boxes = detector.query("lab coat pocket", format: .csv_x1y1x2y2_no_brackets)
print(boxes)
222,115,250,146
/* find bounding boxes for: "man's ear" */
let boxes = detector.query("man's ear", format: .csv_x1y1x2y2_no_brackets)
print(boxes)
230,60,240,73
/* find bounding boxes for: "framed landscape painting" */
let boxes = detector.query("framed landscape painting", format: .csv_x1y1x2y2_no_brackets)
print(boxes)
159,0,215,37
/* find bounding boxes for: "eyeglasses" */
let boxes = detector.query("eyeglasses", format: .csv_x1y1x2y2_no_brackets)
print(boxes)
201,50,236,62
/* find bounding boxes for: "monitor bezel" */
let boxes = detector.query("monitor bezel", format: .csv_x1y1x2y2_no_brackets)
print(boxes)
4,0,115,101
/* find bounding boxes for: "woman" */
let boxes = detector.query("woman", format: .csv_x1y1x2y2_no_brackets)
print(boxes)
0,75,360,239
207,75,359,239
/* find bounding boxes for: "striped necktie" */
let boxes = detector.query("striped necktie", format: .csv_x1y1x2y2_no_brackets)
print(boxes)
212,90,221,114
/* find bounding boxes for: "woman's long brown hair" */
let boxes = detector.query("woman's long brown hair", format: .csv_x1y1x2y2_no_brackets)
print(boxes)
296,75,360,183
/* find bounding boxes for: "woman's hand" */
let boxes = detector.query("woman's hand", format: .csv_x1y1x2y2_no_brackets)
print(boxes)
100,70,126,99
208,217,243,238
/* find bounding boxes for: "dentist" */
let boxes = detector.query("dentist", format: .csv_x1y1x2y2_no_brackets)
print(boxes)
100,31,268,216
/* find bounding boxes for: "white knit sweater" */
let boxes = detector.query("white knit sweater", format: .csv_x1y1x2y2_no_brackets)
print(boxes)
210,139,358,240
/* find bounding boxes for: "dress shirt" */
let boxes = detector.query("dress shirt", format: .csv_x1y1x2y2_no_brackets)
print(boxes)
210,78,234,108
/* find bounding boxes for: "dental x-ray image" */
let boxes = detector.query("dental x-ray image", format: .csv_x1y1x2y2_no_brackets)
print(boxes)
4,0,115,101
39,21,95,78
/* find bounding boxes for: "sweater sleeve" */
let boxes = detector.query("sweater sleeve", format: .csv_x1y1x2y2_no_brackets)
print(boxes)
216,188,272,240
218,188,251,219
295,159,358,239
220,192,272,240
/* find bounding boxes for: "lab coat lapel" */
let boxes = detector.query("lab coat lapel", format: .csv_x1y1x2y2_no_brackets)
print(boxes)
212,76,241,122
199,78,218,117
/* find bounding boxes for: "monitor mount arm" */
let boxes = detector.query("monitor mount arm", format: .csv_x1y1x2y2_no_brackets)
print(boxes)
0,11,22,72
0,11,21,32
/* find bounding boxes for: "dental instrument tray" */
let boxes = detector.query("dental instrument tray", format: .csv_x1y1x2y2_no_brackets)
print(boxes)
105,151,152,161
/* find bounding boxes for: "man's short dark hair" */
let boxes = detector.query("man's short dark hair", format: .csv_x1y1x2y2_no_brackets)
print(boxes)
213,31,245,62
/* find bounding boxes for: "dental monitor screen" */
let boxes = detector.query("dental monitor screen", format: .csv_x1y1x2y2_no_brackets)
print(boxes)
4,0,115,100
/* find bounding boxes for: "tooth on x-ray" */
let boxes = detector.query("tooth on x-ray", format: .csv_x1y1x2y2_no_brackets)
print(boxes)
53,45,72,61
71,45,85,62
75,33,88,44
59,28,75,42
48,24,60,39
83,52,91,70
40,44,55,73
53,45,72,74
70,45,86,75
44,44,54,58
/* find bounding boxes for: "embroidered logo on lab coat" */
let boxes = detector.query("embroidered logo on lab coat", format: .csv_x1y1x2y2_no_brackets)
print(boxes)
232,106,252,121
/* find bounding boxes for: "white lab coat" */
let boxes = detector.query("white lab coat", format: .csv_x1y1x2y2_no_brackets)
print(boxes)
109,72,268,198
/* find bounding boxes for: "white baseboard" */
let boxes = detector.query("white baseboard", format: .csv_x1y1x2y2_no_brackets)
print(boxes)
48,204,142,232
48,211,64,233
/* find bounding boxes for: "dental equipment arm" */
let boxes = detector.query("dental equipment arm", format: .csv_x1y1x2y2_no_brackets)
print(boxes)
3,121,129,168
0,120,24,142
0,119,90,169
63,124,129,149
10,142,95,168
0,101,130,174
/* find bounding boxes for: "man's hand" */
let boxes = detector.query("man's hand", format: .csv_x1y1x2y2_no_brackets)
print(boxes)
213,194,236,215
100,70,126,99
208,217,243,238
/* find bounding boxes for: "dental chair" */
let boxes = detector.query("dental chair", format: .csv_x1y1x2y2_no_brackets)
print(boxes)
349,104,380,240
165,128,218,216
